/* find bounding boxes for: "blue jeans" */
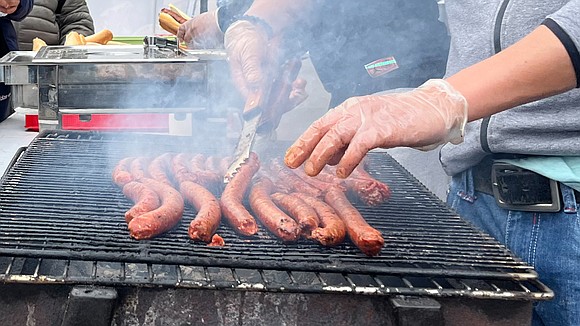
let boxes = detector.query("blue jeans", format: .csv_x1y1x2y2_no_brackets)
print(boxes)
447,169,580,326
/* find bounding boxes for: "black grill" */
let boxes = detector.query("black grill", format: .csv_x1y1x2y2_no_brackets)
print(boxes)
0,130,552,300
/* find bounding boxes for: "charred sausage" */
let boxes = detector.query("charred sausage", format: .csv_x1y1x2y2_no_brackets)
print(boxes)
269,158,322,197
180,181,222,243
122,181,161,223
324,186,384,256
219,152,260,236
249,177,300,242
292,193,346,247
128,178,184,239
270,192,318,237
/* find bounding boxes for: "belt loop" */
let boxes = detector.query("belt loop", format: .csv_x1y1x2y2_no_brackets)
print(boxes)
560,183,577,214
456,169,477,203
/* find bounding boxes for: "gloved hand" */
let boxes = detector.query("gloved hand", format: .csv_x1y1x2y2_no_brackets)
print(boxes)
284,79,469,178
177,10,224,49
0,0,20,14
224,20,276,108
225,19,306,133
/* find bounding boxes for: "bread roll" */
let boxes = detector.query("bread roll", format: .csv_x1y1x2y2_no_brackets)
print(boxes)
85,29,114,45
159,12,181,35
64,32,86,46
32,37,47,52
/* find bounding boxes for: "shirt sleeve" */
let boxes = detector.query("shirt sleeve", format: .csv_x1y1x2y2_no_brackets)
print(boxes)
544,0,580,87
7,0,33,22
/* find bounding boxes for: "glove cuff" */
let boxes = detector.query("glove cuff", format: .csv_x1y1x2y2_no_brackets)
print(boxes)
420,79,469,146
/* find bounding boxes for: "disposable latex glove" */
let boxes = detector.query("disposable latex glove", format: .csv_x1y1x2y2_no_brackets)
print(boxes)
177,10,224,49
284,79,468,178
225,20,306,133
0,0,19,14
224,20,276,108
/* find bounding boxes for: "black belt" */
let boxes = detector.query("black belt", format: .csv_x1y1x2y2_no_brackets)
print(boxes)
472,157,579,212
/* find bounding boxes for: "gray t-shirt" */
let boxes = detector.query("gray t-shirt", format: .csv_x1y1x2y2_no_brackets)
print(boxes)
439,0,580,176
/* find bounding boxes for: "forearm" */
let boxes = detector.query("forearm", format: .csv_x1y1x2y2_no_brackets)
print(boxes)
244,0,316,35
446,25,576,121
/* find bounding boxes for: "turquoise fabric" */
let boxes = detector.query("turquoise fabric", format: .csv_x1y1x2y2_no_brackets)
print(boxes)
500,157,580,192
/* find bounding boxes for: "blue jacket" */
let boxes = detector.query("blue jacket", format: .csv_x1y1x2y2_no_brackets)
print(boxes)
1,0,34,52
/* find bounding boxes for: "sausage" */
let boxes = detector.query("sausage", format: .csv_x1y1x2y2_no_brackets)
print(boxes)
219,152,259,236
122,181,161,223
324,186,384,256
291,166,345,193
112,157,135,187
345,164,391,206
292,193,346,247
270,192,318,237
208,234,225,247
148,153,174,186
128,178,184,239
219,157,232,176
204,156,221,174
269,158,322,197
180,181,222,243
190,154,221,187
171,153,196,184
249,177,300,242
130,157,150,180
161,8,188,24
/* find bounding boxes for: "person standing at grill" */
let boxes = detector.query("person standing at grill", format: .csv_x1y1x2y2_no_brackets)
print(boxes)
177,0,449,125
14,0,94,51
0,0,33,123
178,0,452,197
283,1,580,325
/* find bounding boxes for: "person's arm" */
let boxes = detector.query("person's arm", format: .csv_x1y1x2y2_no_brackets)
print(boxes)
6,0,32,21
284,4,580,178
58,0,95,44
447,24,576,121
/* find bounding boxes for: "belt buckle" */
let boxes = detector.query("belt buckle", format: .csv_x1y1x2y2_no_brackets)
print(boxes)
491,162,561,212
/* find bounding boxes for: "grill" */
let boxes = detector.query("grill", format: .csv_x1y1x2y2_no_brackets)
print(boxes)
0,130,552,325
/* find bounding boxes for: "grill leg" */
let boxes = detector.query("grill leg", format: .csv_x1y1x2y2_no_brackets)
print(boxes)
61,286,117,326
388,296,444,326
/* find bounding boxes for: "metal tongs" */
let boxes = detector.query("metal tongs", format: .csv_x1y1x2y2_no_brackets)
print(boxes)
143,36,180,56
224,57,303,183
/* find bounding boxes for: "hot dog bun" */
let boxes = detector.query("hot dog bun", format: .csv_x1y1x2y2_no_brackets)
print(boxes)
32,37,47,52
85,29,114,45
64,32,86,46
159,12,181,35
169,4,190,20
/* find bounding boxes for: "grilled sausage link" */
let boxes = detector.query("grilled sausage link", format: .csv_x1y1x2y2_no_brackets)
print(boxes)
249,177,300,242
128,178,184,239
122,181,161,223
171,153,196,184
220,152,260,236
270,192,318,237
292,193,346,247
190,154,222,187
344,163,391,206
129,157,149,180
148,153,174,186
269,158,322,197
112,157,135,187
161,8,188,24
180,181,221,243
324,186,384,256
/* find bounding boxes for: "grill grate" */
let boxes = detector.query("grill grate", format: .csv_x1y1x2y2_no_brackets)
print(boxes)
0,131,542,286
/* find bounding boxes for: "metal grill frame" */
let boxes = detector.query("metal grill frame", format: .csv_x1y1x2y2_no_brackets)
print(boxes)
0,256,553,301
